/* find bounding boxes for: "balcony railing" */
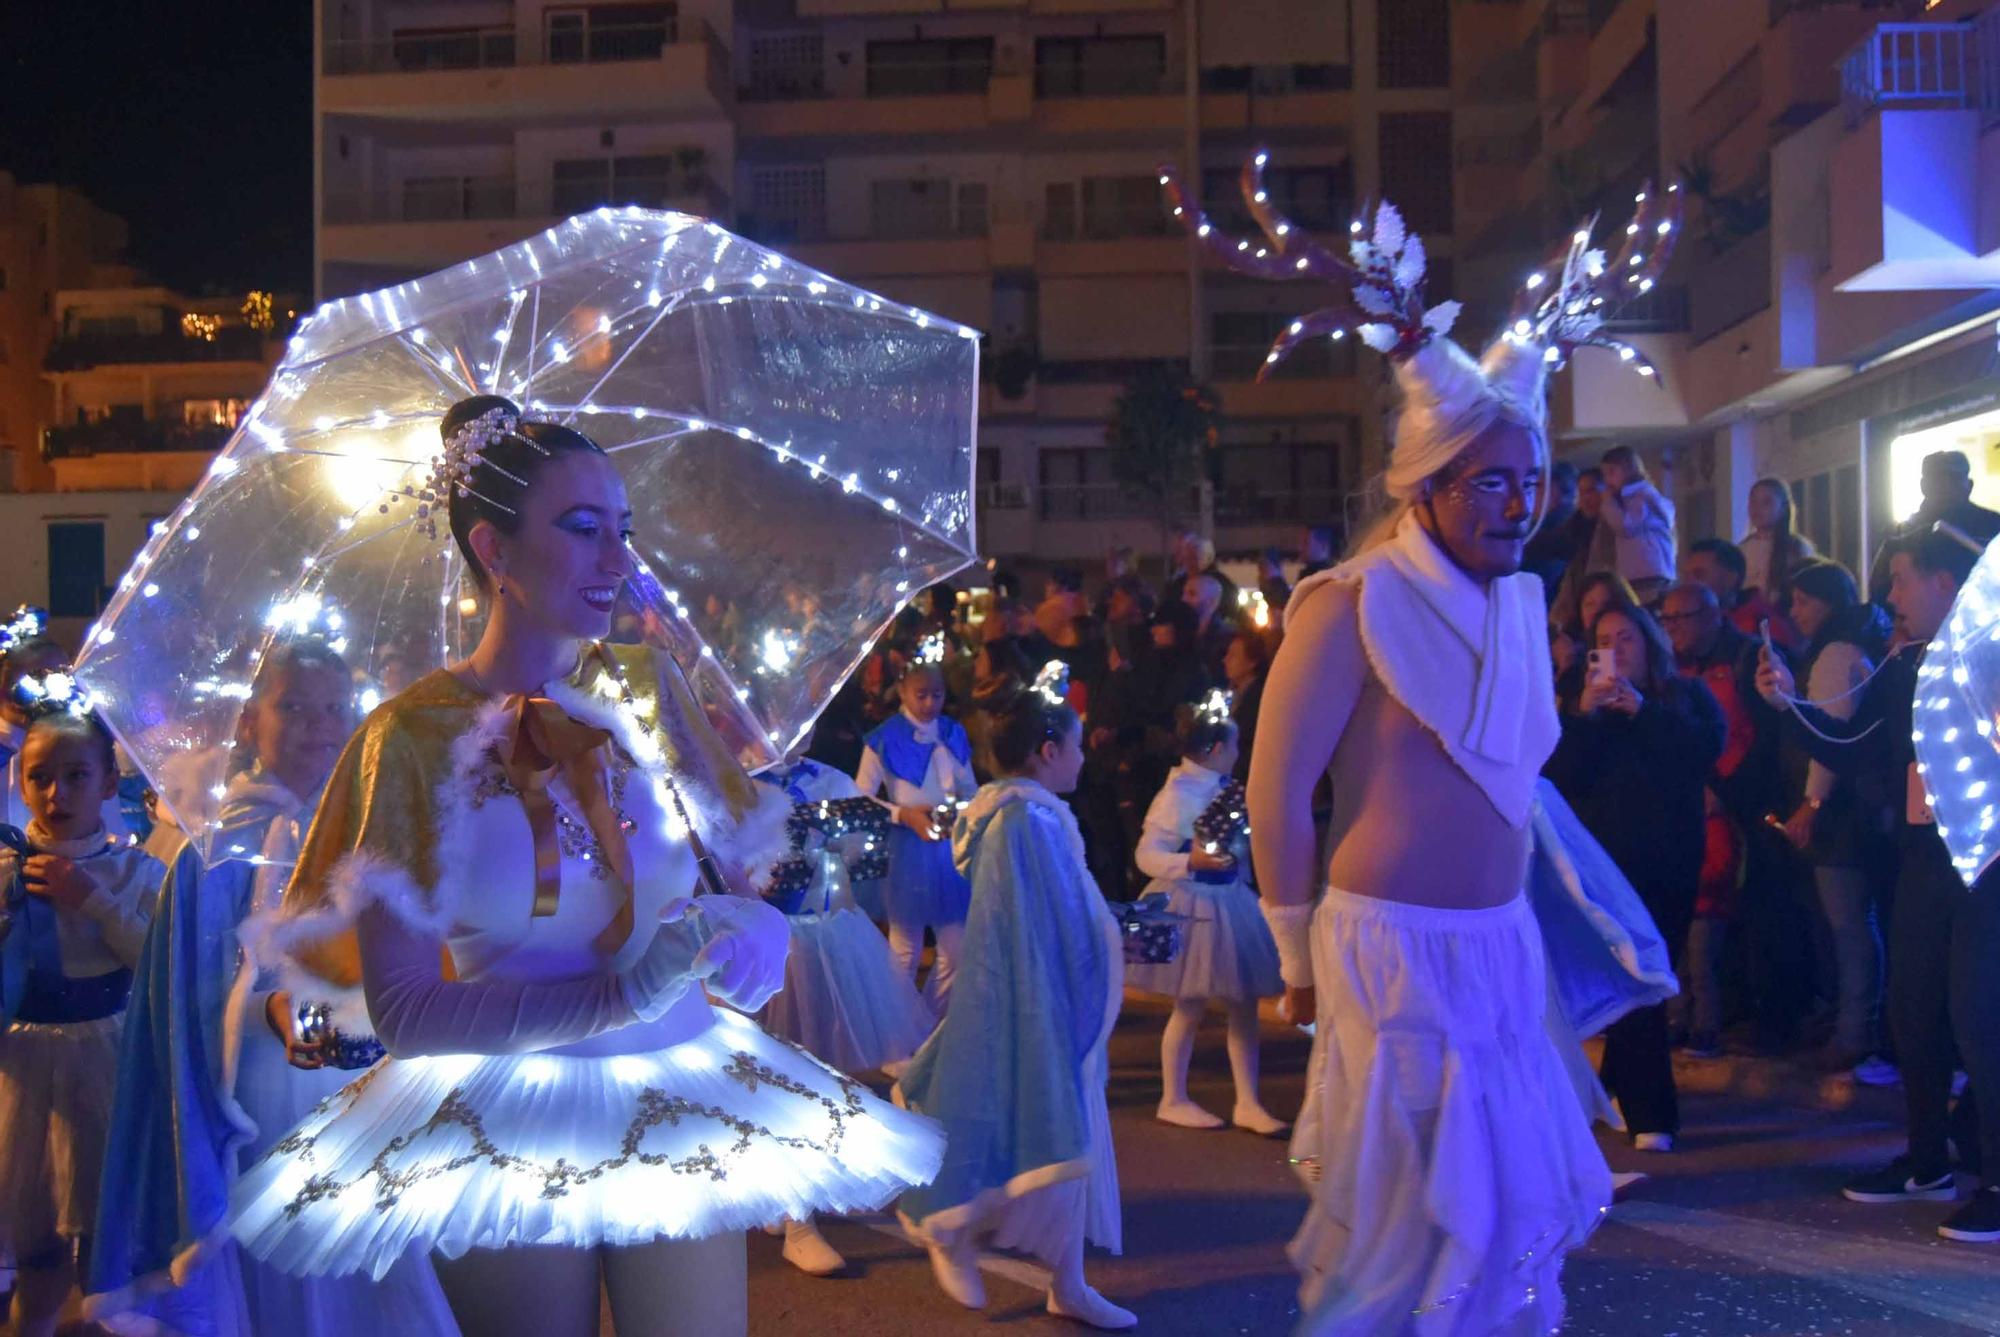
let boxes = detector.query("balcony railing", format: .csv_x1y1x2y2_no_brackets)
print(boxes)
325,177,730,226
1042,204,1178,242
1031,482,1339,527
324,18,707,77
1841,21,1975,122
44,420,233,461
46,327,266,371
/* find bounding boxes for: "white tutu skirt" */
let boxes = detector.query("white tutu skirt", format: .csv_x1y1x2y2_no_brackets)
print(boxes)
228,1005,944,1280
0,1015,121,1261
1290,889,1610,1337
761,908,935,1073
1124,876,1283,1002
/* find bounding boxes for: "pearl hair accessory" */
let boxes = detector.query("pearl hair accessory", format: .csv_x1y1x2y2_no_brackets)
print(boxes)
415,406,550,541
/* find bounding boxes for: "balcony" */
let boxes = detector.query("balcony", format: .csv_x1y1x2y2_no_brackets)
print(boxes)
322,174,732,268
1828,17,2000,291
43,419,232,461
45,327,266,372
320,19,731,124
1691,228,1773,343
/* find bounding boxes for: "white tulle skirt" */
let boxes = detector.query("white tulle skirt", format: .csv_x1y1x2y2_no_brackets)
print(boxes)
1124,875,1283,1002
761,908,935,1073
228,1004,944,1280
0,1015,121,1260
1290,888,1610,1337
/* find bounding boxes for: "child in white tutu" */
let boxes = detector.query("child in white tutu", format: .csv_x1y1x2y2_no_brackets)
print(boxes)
0,682,164,1337
896,665,1134,1330
854,657,976,1010
754,745,936,1276
1127,693,1286,1134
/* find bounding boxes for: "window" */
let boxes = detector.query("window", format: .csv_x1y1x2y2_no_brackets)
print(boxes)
746,33,823,100
1379,112,1455,234
1042,182,1077,239
552,155,678,214
1214,442,1341,524
390,25,512,71
1079,176,1173,240
547,4,676,64
865,38,993,97
748,165,827,243
47,521,107,619
1037,447,1128,521
1035,35,1167,97
1378,0,1450,89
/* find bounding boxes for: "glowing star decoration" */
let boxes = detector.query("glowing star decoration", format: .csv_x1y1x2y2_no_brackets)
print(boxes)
70,210,979,867
913,629,948,666
1195,687,1234,726
1911,526,2000,886
1032,659,1070,707
13,671,100,720
0,604,48,653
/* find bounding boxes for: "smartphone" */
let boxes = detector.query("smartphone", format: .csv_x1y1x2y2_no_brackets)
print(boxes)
1760,617,1774,660
1586,648,1616,691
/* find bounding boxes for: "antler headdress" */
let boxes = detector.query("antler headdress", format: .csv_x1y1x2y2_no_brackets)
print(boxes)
1161,152,1681,500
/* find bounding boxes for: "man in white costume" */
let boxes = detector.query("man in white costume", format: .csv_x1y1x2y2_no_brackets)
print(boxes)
1160,155,1683,1334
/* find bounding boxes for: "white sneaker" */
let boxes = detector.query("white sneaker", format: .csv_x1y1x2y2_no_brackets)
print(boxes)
1633,1132,1675,1153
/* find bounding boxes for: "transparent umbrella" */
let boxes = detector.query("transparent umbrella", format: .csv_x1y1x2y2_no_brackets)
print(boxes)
73,209,981,865
1913,531,2000,886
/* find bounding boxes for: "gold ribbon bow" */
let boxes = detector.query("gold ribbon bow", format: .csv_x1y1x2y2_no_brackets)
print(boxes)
499,694,637,955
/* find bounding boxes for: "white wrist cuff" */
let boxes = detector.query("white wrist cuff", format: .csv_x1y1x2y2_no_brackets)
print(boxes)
1262,900,1314,989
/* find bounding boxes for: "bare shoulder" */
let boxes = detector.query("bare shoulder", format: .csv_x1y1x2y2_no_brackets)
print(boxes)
1278,576,1364,670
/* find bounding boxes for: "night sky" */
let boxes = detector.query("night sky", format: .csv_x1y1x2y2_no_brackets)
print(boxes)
0,1,313,296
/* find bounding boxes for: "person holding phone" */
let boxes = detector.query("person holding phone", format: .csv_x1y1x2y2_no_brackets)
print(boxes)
1546,594,1725,1151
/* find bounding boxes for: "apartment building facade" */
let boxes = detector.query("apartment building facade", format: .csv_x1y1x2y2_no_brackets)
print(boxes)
1459,0,2000,582
314,0,1482,564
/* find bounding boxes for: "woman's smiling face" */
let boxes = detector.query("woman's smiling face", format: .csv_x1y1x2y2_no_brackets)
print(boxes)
476,449,636,641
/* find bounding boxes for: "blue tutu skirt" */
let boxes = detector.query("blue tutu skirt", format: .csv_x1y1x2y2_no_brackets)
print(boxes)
762,908,935,1073
881,827,971,929
1124,876,1282,1002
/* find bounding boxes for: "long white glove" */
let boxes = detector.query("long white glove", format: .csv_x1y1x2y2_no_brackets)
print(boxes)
688,894,789,1013
616,903,709,1022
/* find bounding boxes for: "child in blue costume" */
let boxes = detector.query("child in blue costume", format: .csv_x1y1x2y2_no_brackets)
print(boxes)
854,660,976,1011
0,683,163,1337
896,669,1135,1330
754,742,936,1278
86,641,455,1337
1127,697,1285,1135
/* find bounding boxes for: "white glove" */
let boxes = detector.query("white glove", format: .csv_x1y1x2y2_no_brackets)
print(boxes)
689,894,790,1013
617,901,707,1022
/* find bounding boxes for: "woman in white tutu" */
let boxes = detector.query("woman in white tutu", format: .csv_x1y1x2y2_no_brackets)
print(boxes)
227,396,943,1337
752,742,935,1276
1126,692,1286,1135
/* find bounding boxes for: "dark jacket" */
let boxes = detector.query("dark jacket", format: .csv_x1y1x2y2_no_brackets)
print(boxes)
1676,623,1787,825
1780,603,1898,868
1784,643,1928,852
1545,675,1727,940
1868,499,2000,600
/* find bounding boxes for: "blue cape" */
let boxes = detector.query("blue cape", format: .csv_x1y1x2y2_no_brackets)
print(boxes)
896,781,1112,1229
87,809,275,1333
1528,778,1678,1037
865,713,971,787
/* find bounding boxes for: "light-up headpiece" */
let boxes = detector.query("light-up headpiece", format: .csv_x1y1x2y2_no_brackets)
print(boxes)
0,605,48,654
915,630,948,666
1032,659,1070,707
13,671,100,719
416,405,550,541
1195,687,1233,725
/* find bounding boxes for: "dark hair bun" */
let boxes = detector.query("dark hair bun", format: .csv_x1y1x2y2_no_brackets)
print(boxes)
438,396,606,587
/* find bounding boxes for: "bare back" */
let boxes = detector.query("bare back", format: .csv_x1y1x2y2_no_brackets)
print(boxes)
1248,576,1530,912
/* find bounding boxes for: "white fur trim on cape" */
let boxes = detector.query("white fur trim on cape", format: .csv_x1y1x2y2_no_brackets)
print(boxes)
956,777,1098,899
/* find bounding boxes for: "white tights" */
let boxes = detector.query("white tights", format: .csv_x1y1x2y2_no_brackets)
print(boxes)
434,1234,747,1337
1160,998,1265,1108
887,919,965,1012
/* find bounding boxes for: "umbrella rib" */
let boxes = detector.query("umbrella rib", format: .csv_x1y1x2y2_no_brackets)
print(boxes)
561,293,685,427
520,286,543,396
603,426,703,454
310,514,422,568
395,330,476,400
489,291,528,394
278,445,430,467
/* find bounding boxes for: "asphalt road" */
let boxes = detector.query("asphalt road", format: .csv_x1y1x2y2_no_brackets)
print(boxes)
741,995,2000,1337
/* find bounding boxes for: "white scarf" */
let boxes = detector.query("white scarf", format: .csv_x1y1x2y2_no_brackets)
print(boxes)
903,710,940,747
217,766,312,915
1287,512,1558,828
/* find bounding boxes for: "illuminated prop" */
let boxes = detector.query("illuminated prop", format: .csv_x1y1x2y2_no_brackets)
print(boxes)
1911,526,2000,886
0,605,47,654
1160,150,1680,387
72,210,980,865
